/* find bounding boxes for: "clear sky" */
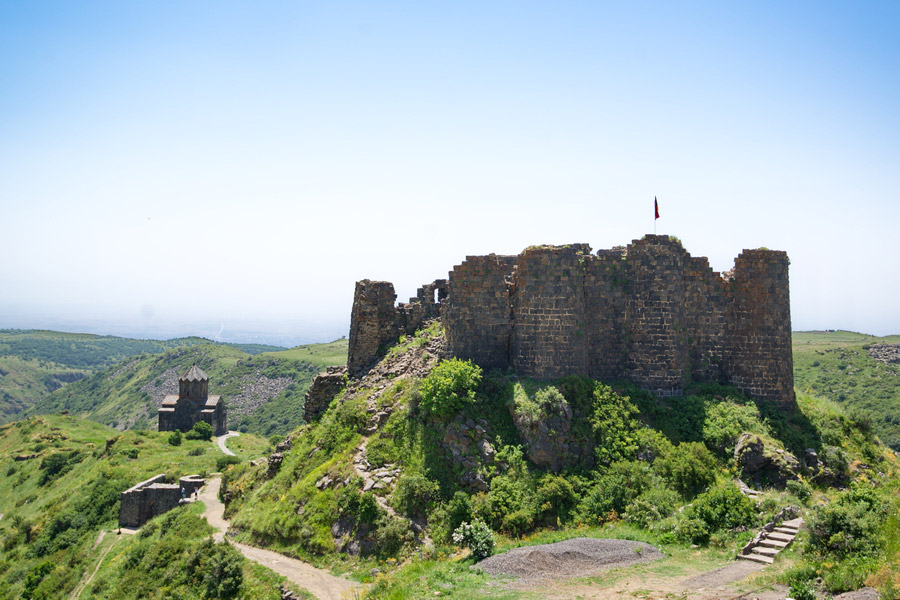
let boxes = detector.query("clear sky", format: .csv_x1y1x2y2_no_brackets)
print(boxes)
2,1,899,343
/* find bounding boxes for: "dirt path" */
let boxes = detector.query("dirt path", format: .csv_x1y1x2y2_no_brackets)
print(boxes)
199,476,362,600
217,431,240,456
69,530,116,600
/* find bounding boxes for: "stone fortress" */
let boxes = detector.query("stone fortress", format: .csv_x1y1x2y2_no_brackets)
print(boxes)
347,235,795,408
158,364,227,436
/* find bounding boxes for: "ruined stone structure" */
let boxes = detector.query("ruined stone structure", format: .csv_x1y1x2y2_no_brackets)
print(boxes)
158,365,227,435
304,366,348,422
349,236,795,408
348,279,447,375
119,474,183,527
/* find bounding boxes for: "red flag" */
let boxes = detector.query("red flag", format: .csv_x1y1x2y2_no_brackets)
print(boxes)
654,196,659,220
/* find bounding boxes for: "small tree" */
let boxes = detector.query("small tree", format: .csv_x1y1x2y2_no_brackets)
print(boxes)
185,421,214,441
168,430,183,446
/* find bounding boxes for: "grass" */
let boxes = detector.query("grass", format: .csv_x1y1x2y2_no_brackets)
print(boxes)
259,338,349,368
0,414,289,599
792,330,900,450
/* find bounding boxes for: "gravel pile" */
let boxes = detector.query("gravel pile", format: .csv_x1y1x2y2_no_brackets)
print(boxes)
476,537,663,583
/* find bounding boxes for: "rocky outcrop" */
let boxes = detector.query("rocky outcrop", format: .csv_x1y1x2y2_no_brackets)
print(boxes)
508,387,592,472
868,343,900,365
437,415,494,491
304,366,347,423
734,433,801,488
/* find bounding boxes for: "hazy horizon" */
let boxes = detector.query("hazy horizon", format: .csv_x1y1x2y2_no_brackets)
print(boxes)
3,2,899,339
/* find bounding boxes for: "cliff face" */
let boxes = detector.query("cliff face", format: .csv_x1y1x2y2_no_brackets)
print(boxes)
350,236,795,409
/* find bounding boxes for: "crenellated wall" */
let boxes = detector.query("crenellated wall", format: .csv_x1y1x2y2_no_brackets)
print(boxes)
348,236,795,408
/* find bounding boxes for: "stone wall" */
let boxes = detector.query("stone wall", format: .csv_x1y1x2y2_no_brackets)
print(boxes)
119,474,183,528
304,366,348,422
349,236,795,409
348,278,448,376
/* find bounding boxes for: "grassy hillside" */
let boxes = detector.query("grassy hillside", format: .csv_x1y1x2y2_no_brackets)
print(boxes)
0,329,286,425
221,325,900,598
0,414,285,599
793,330,900,450
27,339,348,437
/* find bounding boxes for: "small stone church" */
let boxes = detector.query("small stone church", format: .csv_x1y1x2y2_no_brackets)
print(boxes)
158,365,227,436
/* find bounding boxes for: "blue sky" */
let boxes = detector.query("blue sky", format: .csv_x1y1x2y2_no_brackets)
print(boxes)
1,1,899,342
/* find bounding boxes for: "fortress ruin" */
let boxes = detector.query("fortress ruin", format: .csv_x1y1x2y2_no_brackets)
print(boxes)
348,235,795,408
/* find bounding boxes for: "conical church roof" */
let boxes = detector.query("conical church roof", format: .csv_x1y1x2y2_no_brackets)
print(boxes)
180,364,208,382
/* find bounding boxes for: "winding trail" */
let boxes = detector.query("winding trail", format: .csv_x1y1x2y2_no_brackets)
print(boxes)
216,430,240,456
202,441,362,600
69,530,115,600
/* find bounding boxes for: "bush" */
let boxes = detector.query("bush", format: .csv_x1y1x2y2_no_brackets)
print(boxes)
374,515,412,558
202,543,243,599
589,383,641,466
168,430,182,446
430,491,473,543
808,482,884,558
452,519,495,560
338,488,382,529
186,421,214,441
391,472,439,519
536,474,578,526
686,484,758,533
789,579,817,600
702,401,768,454
654,441,717,497
419,358,482,416
579,461,655,522
625,486,680,528
673,516,711,545
785,479,812,503
216,455,241,472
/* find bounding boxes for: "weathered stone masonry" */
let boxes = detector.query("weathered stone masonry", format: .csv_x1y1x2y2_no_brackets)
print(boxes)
349,236,794,408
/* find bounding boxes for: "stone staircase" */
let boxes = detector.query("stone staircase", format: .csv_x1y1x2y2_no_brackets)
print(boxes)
737,516,803,565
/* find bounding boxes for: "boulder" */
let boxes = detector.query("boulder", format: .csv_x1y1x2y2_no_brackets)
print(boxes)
734,433,800,488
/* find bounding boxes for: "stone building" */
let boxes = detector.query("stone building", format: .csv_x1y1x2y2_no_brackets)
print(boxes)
158,365,227,435
347,236,795,409
119,474,205,527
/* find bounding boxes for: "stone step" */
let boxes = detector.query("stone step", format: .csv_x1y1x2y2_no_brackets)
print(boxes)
766,532,795,543
782,518,804,528
737,553,774,565
774,526,799,535
758,538,790,549
752,546,781,557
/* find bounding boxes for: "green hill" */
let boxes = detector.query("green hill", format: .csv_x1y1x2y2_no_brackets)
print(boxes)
0,414,292,599
26,339,348,437
220,325,900,598
0,329,286,425
793,330,900,450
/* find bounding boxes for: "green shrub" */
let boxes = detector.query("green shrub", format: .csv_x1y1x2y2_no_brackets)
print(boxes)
202,542,244,599
785,479,812,503
808,481,884,558
789,579,817,600
686,484,757,533
419,358,482,416
216,455,241,472
430,491,474,543
624,486,680,528
512,384,568,428
375,515,412,558
481,472,536,534
674,516,711,544
338,488,382,529
589,383,640,466
168,430,182,446
186,421,214,441
391,472,439,519
579,460,655,522
452,519,495,560
188,447,204,456
702,401,768,454
654,441,717,497
536,473,578,526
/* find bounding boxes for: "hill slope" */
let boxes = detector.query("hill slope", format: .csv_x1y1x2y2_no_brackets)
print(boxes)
27,339,348,436
0,414,291,599
793,330,900,450
221,324,899,597
0,329,285,424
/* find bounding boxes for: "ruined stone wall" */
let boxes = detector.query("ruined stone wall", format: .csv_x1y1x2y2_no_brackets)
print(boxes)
304,366,348,422
443,255,517,370
348,278,450,376
511,245,590,378
726,249,794,407
349,237,795,409
119,474,182,528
